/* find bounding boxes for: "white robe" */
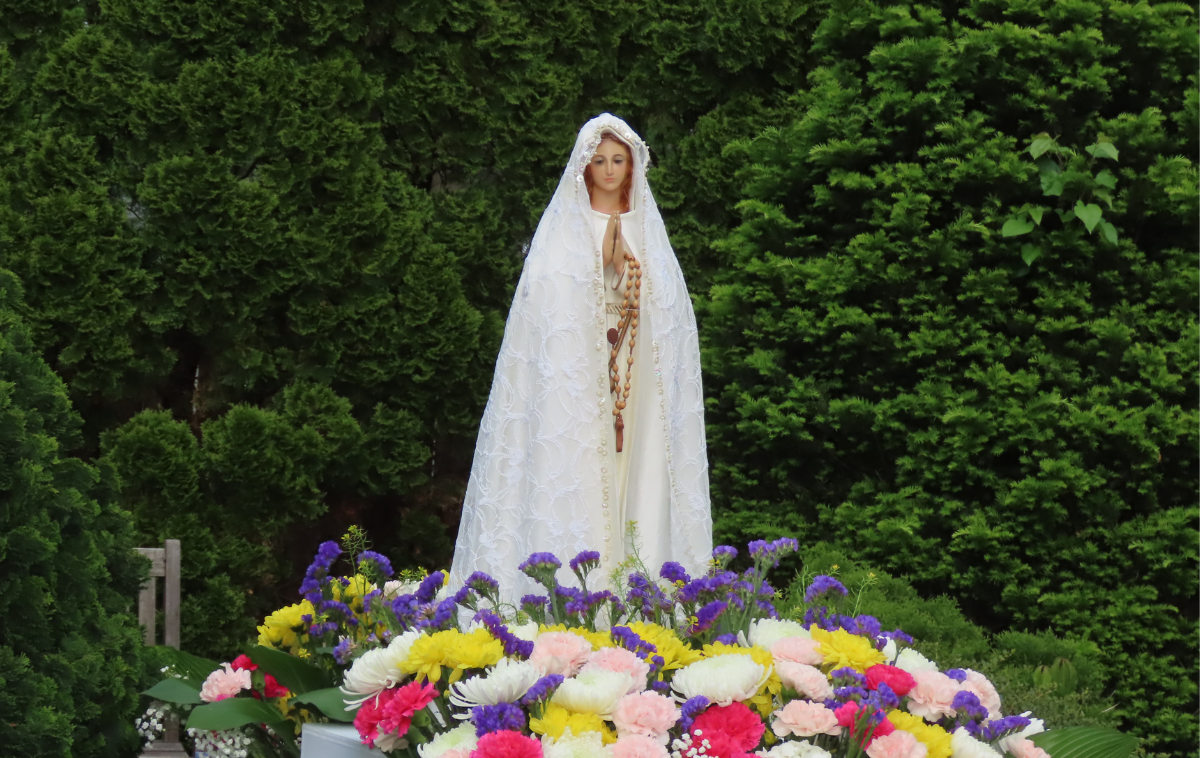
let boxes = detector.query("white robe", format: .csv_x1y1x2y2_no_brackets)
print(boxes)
449,114,712,603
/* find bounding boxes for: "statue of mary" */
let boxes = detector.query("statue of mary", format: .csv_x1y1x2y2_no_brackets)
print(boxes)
449,114,712,600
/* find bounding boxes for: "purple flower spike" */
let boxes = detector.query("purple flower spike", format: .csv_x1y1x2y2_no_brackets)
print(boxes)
471,703,526,736
569,550,601,573
659,562,691,584
415,571,445,603
679,696,710,731
519,674,565,706
356,550,394,578
518,552,562,572
804,575,849,603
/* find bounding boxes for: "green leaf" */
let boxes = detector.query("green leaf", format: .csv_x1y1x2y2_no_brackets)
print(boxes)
1020,244,1042,266
1031,726,1139,758
150,646,221,681
1028,206,1046,225
1094,169,1117,189
246,645,333,695
186,697,289,731
1040,173,1064,196
1028,132,1057,159
1100,221,1119,245
142,678,203,705
1002,217,1035,237
291,687,355,723
1074,201,1103,233
1085,141,1120,161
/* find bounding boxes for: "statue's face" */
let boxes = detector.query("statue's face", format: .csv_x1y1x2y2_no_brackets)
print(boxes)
590,137,630,193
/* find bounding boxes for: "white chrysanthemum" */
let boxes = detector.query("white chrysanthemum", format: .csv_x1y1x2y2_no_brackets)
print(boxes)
383,579,422,599
950,727,1003,758
449,658,543,714
542,728,612,758
341,629,423,708
894,648,938,674
510,620,540,642
418,722,479,758
755,740,832,758
881,637,898,664
552,669,635,716
748,619,811,649
1018,712,1045,737
670,654,770,707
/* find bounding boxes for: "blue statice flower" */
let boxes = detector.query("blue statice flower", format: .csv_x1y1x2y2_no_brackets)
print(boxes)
711,545,737,566
748,537,800,568
421,598,458,630
569,550,601,574
518,674,564,706
952,690,989,730
679,696,710,732
453,586,477,607
300,541,343,604
687,600,728,635
519,552,562,573
626,572,672,617
841,614,882,640
804,575,849,603
474,609,535,658
611,626,658,660
881,629,914,646
471,703,526,737
659,561,691,584
309,621,338,637
756,600,779,618
804,606,840,631
714,633,738,645
466,571,500,598
831,667,868,687
356,550,394,579
872,682,900,710
363,588,383,614
945,668,968,682
415,571,445,604
976,715,1033,741
649,679,670,694
649,655,665,675
834,686,869,702
333,638,354,665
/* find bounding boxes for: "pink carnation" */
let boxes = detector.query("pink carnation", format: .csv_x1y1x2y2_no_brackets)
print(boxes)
355,688,397,748
906,671,960,721
473,730,543,758
960,670,1001,717
864,665,915,698
866,730,928,758
199,663,252,703
771,700,841,738
999,736,1050,758
529,632,593,677
835,702,895,744
612,691,681,743
380,680,439,738
770,637,824,666
691,702,765,756
611,735,670,758
776,662,833,700
442,751,473,758
583,647,651,690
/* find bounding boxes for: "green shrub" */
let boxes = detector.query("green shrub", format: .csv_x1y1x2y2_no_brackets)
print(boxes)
701,1,1198,752
0,269,145,757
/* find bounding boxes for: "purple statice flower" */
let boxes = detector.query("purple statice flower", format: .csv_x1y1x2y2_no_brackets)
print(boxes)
424,598,457,630
474,609,535,658
945,668,968,682
556,585,586,615
873,682,900,710
356,550,394,579
611,626,658,660
977,715,1033,741
363,589,383,614
521,594,548,613
391,594,420,628
725,593,746,611
471,703,526,737
650,679,671,694
519,674,565,706
952,690,989,728
712,545,737,566
569,550,601,574
880,629,913,646
301,614,313,623
649,655,665,675
804,575,848,603
300,541,343,603
309,621,338,637
759,580,775,597
659,562,691,584
518,552,562,573
320,599,356,617
466,571,500,598
687,600,728,635
804,606,840,632
333,638,354,665
453,586,477,607
831,667,868,687
679,696,710,732
415,571,445,604
714,633,738,645
748,537,800,567
756,600,779,618
834,686,869,703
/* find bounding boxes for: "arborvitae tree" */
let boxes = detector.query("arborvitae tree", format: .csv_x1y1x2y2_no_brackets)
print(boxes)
700,0,1198,752
0,269,144,757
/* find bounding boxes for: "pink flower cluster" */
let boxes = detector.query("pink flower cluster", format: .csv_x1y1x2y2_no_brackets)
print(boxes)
355,680,439,749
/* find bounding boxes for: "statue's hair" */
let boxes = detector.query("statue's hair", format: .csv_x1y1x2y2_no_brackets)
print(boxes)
583,132,634,213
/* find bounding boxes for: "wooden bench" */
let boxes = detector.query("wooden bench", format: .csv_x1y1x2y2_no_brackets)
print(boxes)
136,539,189,758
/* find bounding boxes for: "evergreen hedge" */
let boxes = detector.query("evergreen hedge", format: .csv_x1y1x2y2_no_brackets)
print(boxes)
699,1,1198,753
0,269,145,757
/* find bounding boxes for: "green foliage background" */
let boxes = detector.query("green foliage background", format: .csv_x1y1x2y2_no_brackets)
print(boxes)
0,0,1194,754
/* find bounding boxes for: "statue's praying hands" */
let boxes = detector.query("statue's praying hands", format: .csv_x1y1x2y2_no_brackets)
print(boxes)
603,212,630,278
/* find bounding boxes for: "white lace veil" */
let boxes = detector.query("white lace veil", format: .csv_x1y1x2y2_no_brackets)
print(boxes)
449,113,711,600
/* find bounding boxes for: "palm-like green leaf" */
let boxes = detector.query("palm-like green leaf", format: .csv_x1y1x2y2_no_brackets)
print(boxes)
1031,726,1138,758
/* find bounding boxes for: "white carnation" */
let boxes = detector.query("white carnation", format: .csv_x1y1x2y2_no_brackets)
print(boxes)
449,658,543,714
542,728,612,758
670,654,770,707
881,637,898,664
755,740,832,758
1018,712,1045,737
341,629,423,708
894,648,938,674
748,619,811,650
418,723,479,758
950,727,1003,758
510,620,540,642
552,669,635,716
383,579,422,599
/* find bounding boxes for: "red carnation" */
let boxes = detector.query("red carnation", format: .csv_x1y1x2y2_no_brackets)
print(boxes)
833,701,895,748
355,688,397,748
230,654,257,671
864,664,916,697
228,654,289,699
379,680,439,738
472,730,543,758
690,702,765,756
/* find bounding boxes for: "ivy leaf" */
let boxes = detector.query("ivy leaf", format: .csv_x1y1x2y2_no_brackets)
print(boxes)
1073,201,1103,233
1028,132,1057,159
1085,141,1120,161
1094,169,1118,189
1029,206,1046,225
1040,173,1064,196
1020,243,1042,266
1002,217,1035,237
1100,220,1119,245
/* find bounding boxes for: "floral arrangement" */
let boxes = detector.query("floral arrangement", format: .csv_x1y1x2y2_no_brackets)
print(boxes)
142,530,1127,758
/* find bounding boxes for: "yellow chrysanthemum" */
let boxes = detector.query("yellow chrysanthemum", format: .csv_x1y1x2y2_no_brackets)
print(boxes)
810,627,885,672
702,642,780,717
257,600,315,651
331,574,376,612
402,628,504,684
538,624,615,651
888,710,952,758
623,621,702,671
530,704,616,744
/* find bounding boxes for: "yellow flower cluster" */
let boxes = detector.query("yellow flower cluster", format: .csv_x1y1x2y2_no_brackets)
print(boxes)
624,621,702,672
702,642,780,717
401,628,504,684
887,710,952,758
530,704,616,744
332,574,375,612
810,627,885,672
256,600,315,652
